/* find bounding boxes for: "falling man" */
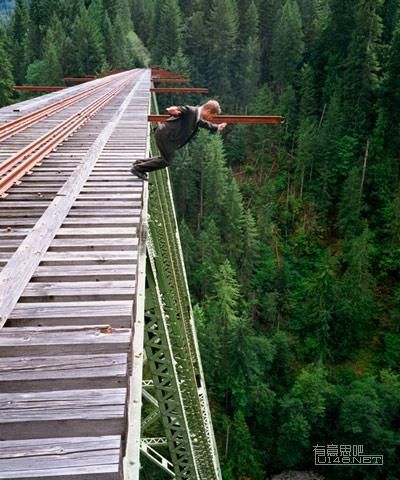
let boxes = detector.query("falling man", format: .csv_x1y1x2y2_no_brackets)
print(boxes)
130,100,227,181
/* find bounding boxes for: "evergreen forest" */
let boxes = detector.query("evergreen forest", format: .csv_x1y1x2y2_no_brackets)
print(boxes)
0,0,400,479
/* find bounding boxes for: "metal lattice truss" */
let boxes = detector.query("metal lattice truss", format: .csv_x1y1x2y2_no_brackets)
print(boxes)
141,163,222,479
125,92,221,480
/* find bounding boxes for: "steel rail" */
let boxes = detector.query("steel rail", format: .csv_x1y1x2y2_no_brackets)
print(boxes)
0,77,120,143
0,77,131,196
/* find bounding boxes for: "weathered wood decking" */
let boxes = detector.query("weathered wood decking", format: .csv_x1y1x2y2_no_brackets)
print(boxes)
0,69,151,479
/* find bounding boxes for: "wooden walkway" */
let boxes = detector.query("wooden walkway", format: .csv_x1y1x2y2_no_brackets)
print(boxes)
0,69,151,479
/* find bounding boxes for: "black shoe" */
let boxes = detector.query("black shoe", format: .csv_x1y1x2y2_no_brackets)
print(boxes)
134,158,146,165
130,165,148,181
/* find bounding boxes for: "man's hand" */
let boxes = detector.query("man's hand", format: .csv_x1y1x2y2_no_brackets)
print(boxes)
166,106,181,116
217,122,227,131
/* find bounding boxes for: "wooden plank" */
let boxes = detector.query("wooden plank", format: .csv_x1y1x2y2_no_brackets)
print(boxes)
0,72,147,328
0,435,120,457
76,193,141,200
31,265,136,282
64,209,142,216
56,227,137,237
124,179,149,475
21,280,136,301
71,201,142,208
0,388,126,440
0,220,39,227
0,353,128,392
0,436,120,480
8,300,133,327
63,217,140,226
42,251,137,265
81,186,142,192
49,237,138,250
0,240,20,250
0,326,131,357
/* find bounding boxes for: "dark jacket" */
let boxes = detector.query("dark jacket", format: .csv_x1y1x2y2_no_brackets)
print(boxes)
156,105,218,152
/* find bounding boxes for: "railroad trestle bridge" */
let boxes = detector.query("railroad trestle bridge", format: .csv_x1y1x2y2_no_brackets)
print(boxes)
0,69,222,480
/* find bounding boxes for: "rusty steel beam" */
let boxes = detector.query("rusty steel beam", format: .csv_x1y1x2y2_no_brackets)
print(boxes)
14,85,66,92
152,78,191,83
152,74,190,79
148,114,284,124
150,88,208,94
64,77,94,83
151,69,190,78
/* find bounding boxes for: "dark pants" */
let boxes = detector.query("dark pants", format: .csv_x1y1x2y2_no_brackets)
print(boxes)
135,128,176,173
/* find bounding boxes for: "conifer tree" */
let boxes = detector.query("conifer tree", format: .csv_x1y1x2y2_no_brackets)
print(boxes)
185,5,209,84
303,249,338,362
131,0,151,44
223,411,264,480
337,164,364,238
335,225,376,357
206,0,238,107
70,4,105,75
381,20,400,157
338,373,394,478
381,0,400,42
195,219,225,298
151,0,183,64
246,84,279,172
50,14,71,76
114,0,134,32
318,0,354,103
235,0,261,109
126,30,151,67
102,11,113,67
0,39,14,106
297,0,329,57
110,12,132,69
9,0,29,84
312,92,346,218
41,27,64,85
298,63,317,119
271,0,304,91
27,0,52,61
257,0,279,83
239,210,261,291
342,0,383,135
294,117,318,200
276,366,331,468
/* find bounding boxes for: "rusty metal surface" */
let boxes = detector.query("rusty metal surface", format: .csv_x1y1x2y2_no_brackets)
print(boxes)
148,114,284,124
150,87,208,93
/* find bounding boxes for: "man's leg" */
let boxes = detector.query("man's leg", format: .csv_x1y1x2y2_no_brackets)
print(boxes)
131,130,175,177
134,155,169,173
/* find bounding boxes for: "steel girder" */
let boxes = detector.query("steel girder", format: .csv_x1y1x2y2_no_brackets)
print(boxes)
137,91,221,480
142,161,222,480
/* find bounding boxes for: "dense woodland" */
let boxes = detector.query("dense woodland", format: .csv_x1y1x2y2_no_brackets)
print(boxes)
1,0,400,479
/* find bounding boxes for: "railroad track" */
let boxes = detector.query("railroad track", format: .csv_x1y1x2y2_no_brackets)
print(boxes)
0,68,151,479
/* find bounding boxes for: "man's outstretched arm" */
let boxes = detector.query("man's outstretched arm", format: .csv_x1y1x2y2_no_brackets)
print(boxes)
198,119,227,132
